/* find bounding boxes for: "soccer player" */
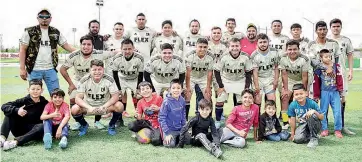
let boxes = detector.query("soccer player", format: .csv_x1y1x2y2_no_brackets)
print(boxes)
104,22,125,75
60,36,114,131
182,19,205,58
290,23,310,55
221,18,245,43
214,38,252,128
144,43,186,96
111,39,144,122
328,18,355,135
124,13,156,64
269,20,289,55
185,38,214,119
240,23,258,56
151,20,183,57
251,33,280,111
71,59,124,136
279,40,310,128
208,26,228,63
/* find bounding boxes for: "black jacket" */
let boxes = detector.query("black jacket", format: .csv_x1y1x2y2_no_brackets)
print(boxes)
87,33,104,50
258,112,282,141
1,95,48,124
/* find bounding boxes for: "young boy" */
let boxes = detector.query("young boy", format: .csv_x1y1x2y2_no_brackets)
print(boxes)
40,89,70,149
1,79,48,151
128,81,163,144
288,84,324,148
313,49,343,138
178,99,222,158
158,79,186,148
257,100,289,142
219,89,259,148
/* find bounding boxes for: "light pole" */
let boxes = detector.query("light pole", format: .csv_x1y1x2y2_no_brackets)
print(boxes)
258,26,269,35
72,28,77,46
96,0,104,25
303,17,315,40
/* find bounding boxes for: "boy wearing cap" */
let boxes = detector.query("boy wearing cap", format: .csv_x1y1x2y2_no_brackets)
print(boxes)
19,9,76,95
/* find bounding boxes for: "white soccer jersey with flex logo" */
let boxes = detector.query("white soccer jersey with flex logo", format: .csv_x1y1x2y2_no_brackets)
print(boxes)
145,55,186,84
125,27,156,64
250,48,280,78
279,55,310,81
269,34,289,55
151,34,183,57
182,33,205,58
110,52,144,80
221,31,244,43
185,50,214,80
328,35,354,71
307,38,341,62
214,52,252,81
208,41,228,63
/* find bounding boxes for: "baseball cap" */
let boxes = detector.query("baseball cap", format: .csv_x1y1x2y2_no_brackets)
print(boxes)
247,23,257,30
38,8,51,16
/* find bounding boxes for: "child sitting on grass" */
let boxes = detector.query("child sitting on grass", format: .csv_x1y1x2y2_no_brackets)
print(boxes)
40,88,70,149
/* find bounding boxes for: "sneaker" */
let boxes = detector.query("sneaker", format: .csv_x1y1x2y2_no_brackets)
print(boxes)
0,136,5,148
282,124,290,130
43,133,52,149
115,118,125,128
335,131,343,138
210,143,223,158
122,111,131,118
320,130,329,137
108,125,117,136
94,121,105,130
59,136,68,149
79,124,89,136
131,132,137,138
307,138,318,148
215,121,221,129
342,127,356,135
2,140,17,151
70,122,81,131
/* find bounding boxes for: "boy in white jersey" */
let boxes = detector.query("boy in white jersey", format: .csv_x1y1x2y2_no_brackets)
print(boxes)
185,38,214,120
329,18,355,135
60,35,114,130
144,43,186,96
124,13,156,64
279,40,310,127
71,59,124,136
251,33,280,111
111,39,144,121
214,38,252,128
151,20,183,57
222,18,245,43
269,20,289,55
104,22,125,75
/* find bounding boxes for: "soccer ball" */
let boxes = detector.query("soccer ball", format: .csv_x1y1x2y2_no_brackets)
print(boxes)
136,128,152,144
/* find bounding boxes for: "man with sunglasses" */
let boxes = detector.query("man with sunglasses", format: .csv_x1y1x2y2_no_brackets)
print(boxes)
19,8,76,96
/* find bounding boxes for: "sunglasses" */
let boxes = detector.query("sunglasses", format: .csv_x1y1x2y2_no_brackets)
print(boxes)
38,15,51,19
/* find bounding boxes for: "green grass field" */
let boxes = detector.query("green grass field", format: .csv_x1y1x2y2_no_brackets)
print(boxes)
1,67,362,162
0,58,19,63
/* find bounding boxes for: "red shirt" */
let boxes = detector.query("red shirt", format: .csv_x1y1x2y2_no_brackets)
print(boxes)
43,102,70,125
226,104,259,137
137,94,163,128
240,37,257,56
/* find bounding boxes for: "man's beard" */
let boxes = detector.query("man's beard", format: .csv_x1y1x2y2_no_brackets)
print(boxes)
82,51,92,56
247,35,255,40
258,46,268,51
191,31,198,35
90,30,98,35
40,22,48,27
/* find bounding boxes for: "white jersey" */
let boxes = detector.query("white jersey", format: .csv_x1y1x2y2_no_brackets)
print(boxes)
62,50,113,81
307,38,341,63
214,52,252,81
145,55,186,84
269,34,289,55
221,31,244,43
297,37,310,55
104,36,124,52
110,52,144,80
182,32,205,58
208,41,228,63
279,55,310,81
250,48,280,78
151,34,183,57
185,50,214,80
125,27,156,64
77,73,118,107
328,35,354,71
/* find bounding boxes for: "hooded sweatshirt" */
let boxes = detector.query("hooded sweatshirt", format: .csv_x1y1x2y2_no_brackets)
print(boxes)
158,93,186,136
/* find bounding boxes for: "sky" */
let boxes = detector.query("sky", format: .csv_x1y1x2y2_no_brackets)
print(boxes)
1,0,361,48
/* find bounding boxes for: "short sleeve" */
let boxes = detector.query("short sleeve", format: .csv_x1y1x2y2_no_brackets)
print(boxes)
207,59,214,71
346,39,354,54
20,31,30,45
178,61,186,73
138,59,144,72
77,81,86,93
278,58,286,70
43,103,51,114
245,58,253,72
185,55,193,68
214,57,224,71
137,100,144,115
110,57,118,71
58,32,67,46
62,52,77,68
302,59,310,72
145,61,154,73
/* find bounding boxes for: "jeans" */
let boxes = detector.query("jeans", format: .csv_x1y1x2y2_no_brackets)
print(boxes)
294,114,322,144
320,91,342,131
43,119,69,137
162,131,181,148
266,131,289,141
28,69,59,95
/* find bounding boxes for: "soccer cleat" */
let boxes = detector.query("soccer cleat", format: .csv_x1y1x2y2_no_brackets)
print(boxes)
122,111,131,118
307,138,319,148
342,127,356,135
108,125,117,136
2,140,17,151
320,130,329,137
335,131,343,138
131,132,137,138
79,124,89,136
70,122,81,131
59,136,68,149
94,121,105,130
43,133,52,149
215,121,221,129
0,136,5,148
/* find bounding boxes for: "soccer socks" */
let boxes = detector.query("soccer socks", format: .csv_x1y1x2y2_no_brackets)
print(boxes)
342,102,346,127
94,115,101,122
281,111,289,125
110,112,122,126
73,114,88,126
215,107,223,121
185,102,190,121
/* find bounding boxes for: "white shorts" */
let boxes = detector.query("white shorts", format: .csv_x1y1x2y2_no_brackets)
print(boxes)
216,79,245,103
188,79,208,94
152,79,170,97
216,91,242,103
120,79,138,96
69,80,80,99
255,77,274,94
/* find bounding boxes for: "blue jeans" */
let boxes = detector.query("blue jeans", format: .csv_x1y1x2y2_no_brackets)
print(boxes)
43,119,69,137
320,90,342,131
194,84,203,113
28,69,59,95
266,131,289,141
162,131,180,148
